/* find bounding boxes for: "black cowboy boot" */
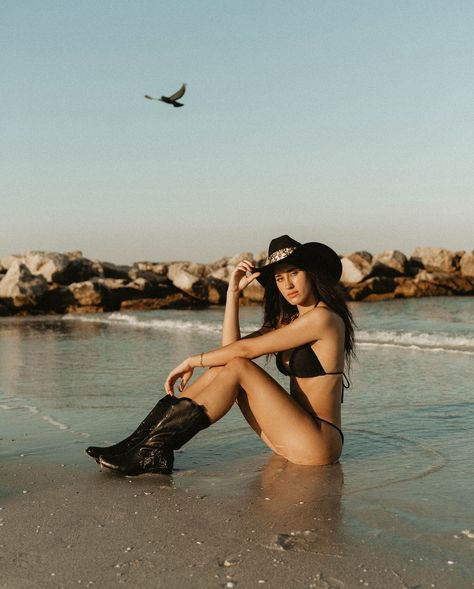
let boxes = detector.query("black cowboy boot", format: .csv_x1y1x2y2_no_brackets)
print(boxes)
85,395,175,462
98,397,211,476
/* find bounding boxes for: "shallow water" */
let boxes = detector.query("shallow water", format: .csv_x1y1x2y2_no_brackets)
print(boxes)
1,298,473,580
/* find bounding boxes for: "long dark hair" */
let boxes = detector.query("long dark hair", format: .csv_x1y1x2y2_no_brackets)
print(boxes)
262,266,356,367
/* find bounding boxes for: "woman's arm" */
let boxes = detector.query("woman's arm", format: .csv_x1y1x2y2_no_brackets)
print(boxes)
165,308,333,394
221,289,241,345
221,259,260,346
201,309,330,367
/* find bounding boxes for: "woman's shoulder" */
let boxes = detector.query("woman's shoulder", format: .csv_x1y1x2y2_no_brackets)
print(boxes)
307,305,344,331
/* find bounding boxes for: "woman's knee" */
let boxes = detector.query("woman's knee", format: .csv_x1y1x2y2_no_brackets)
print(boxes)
225,356,253,372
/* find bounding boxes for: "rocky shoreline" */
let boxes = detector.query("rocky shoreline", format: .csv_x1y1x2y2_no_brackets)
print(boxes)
0,247,473,316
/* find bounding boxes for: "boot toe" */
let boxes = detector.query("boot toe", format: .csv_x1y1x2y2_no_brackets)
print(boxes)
86,446,101,458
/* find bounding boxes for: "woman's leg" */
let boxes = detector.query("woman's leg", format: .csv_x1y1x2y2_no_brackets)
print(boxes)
180,358,342,465
235,388,281,454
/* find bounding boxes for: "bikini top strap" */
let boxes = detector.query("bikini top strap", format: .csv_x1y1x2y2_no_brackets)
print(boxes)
341,372,350,390
324,371,350,403
340,372,350,403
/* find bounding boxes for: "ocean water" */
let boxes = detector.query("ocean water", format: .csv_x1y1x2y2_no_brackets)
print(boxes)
1,297,473,579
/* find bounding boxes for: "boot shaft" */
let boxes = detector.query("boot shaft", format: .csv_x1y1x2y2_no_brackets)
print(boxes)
98,396,211,476
86,394,174,460
142,397,211,451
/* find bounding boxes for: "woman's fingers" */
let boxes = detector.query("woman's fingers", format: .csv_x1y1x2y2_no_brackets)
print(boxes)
234,260,258,290
236,260,254,272
165,366,193,395
165,379,174,395
165,371,178,395
236,259,255,273
246,271,261,284
165,379,174,396
178,370,193,392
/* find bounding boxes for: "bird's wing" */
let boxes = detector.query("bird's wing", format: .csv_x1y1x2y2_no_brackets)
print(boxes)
144,95,158,100
166,83,186,101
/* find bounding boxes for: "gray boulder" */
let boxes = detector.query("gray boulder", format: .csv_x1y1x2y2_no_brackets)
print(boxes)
101,262,132,280
228,252,255,266
37,286,76,314
121,293,205,311
168,261,206,278
411,247,456,273
0,261,48,307
208,279,228,304
241,280,265,304
1,250,103,285
254,250,268,266
460,251,474,277
128,268,170,284
68,281,103,306
195,278,228,305
371,250,407,277
344,276,395,301
341,251,373,284
132,261,169,276
168,265,201,291
393,276,448,298
211,252,255,284
0,254,17,272
209,266,231,282
0,251,73,282
207,256,230,272
415,270,474,295
52,256,102,284
393,272,474,298
99,277,178,311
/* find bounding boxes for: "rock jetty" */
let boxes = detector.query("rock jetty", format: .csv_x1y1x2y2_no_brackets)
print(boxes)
0,247,473,316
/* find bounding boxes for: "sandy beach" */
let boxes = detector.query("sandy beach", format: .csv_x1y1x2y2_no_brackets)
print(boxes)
2,446,472,589
1,302,474,588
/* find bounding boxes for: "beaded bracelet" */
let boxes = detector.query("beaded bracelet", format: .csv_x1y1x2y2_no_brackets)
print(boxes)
200,352,204,367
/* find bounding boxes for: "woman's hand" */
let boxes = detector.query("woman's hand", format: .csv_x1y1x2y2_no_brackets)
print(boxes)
228,259,261,293
164,357,194,396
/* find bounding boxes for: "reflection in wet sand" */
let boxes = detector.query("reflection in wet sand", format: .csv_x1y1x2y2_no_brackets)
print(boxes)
251,454,345,555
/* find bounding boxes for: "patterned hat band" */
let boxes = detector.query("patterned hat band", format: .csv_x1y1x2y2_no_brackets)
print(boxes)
266,246,297,265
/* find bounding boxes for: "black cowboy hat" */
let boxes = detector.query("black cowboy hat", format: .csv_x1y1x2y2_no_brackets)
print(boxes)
255,235,342,286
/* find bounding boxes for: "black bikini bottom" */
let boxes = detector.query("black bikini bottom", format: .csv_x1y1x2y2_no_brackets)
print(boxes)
289,388,344,445
316,417,344,445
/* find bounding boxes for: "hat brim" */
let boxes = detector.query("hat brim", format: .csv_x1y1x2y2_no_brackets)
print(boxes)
255,242,342,286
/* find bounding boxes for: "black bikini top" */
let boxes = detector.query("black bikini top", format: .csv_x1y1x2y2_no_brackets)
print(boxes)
276,344,349,402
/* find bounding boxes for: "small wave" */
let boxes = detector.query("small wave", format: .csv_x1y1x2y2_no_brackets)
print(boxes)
42,414,68,430
358,329,474,354
63,314,473,354
0,394,90,438
63,312,260,336
64,312,222,334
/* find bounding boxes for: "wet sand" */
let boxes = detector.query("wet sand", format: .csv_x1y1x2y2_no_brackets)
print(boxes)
2,446,472,589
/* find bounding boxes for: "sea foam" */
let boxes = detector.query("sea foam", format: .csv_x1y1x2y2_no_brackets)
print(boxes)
64,313,474,354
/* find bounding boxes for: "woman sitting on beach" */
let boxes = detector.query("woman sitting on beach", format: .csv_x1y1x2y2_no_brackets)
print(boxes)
86,235,355,476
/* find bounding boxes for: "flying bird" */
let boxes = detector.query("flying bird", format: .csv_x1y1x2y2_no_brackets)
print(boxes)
144,83,186,107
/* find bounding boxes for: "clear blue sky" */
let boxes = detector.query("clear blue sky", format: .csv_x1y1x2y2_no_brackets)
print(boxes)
2,1,473,263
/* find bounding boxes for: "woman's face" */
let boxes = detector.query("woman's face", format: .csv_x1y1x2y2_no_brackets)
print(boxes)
273,264,316,306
